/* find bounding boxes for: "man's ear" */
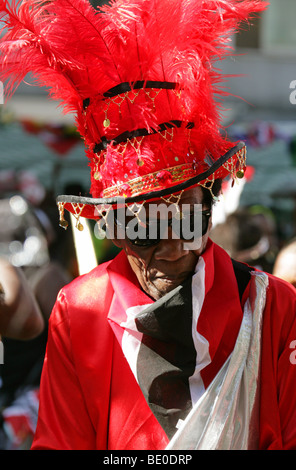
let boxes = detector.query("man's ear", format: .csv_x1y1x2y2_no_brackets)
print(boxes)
208,215,213,233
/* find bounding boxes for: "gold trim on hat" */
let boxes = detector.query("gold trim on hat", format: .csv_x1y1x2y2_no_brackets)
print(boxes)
102,163,196,198
102,145,246,199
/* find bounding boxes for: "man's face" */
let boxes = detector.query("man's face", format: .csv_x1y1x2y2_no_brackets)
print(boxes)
113,186,212,300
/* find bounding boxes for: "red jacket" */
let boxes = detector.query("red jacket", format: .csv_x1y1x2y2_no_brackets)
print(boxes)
32,241,296,450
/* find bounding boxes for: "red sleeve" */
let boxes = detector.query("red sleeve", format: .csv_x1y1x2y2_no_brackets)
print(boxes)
31,289,96,450
259,276,296,450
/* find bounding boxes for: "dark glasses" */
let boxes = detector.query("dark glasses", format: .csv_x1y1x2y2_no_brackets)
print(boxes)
114,210,211,247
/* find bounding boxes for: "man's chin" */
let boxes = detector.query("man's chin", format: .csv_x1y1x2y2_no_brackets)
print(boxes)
147,274,191,300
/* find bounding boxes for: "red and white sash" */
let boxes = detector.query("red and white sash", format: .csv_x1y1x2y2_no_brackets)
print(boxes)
107,240,267,446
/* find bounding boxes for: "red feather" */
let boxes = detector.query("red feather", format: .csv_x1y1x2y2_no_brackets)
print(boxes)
0,0,268,198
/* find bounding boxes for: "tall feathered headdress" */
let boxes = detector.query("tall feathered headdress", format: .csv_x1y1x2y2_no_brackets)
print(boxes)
0,0,267,223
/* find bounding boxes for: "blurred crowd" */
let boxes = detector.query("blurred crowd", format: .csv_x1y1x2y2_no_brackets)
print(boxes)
0,182,119,449
0,172,295,449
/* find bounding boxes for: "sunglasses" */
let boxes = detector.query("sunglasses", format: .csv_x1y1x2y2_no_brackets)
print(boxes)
114,209,211,247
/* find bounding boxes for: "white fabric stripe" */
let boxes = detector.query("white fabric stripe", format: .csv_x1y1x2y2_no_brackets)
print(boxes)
120,304,150,383
189,257,211,405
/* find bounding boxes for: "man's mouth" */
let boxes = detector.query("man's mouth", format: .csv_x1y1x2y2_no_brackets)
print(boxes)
153,271,192,282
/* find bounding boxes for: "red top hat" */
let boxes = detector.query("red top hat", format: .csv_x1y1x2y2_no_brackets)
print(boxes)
0,0,267,226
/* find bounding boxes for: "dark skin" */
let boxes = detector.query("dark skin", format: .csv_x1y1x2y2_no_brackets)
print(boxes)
113,186,212,300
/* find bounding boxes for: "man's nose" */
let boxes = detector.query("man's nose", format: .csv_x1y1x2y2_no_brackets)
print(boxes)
154,230,189,261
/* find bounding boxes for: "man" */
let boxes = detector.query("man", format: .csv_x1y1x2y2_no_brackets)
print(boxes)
1,0,296,450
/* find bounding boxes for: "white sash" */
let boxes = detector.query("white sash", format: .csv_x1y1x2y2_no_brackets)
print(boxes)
166,271,268,450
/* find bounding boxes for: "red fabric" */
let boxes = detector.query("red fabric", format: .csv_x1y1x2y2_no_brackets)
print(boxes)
32,253,167,450
32,242,296,450
258,274,296,449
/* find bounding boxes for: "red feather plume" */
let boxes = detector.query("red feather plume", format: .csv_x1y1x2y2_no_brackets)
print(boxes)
0,0,268,198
